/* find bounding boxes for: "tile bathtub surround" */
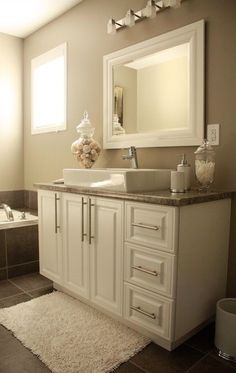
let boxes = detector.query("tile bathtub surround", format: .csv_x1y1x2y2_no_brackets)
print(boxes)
0,225,39,280
24,190,38,210
0,190,25,209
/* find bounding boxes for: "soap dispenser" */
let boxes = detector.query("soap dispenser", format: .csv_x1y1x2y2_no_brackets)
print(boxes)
177,154,191,191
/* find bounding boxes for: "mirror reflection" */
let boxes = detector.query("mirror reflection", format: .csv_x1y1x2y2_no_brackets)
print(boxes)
112,43,189,136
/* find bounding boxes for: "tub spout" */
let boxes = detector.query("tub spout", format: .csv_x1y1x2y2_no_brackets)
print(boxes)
0,204,14,221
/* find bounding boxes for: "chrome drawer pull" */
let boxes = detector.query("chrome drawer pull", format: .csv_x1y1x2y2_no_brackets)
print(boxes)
54,194,60,234
81,197,87,242
88,198,95,244
131,265,159,277
131,305,156,320
132,222,160,231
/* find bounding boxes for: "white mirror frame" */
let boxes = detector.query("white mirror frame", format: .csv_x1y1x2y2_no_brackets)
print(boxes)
103,20,204,149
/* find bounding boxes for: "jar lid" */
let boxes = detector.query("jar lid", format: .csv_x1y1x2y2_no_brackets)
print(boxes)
76,111,94,133
194,139,215,154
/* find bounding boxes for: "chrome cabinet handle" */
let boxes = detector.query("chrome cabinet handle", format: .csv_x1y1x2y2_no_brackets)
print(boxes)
131,305,156,320
132,222,160,231
54,193,60,234
131,265,159,277
81,197,87,242
88,198,95,244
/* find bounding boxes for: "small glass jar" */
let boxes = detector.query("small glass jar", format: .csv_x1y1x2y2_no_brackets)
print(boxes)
71,111,101,168
194,139,216,191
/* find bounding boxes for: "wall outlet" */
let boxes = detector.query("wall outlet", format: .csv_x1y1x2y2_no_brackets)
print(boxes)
207,124,220,145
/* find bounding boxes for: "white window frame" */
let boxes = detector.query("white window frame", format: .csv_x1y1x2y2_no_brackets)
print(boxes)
31,43,67,135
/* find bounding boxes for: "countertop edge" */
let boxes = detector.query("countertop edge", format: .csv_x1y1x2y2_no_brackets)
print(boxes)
34,183,234,207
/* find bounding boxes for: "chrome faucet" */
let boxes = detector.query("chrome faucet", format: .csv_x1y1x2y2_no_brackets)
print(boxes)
122,146,138,169
0,204,14,221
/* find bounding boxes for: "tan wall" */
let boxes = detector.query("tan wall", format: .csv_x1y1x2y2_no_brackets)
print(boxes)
0,33,23,191
23,0,236,295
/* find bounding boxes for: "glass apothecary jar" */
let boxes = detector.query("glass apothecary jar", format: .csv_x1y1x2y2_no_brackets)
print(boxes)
194,139,216,191
71,111,101,168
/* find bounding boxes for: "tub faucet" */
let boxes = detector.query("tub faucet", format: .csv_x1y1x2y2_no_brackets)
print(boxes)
0,204,14,221
122,146,138,169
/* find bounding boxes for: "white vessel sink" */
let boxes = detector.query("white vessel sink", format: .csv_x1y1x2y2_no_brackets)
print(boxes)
63,168,171,192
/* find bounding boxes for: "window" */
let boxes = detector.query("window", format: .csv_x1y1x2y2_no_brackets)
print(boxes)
31,43,67,134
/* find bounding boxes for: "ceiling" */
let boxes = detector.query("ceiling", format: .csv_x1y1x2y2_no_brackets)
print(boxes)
0,0,83,38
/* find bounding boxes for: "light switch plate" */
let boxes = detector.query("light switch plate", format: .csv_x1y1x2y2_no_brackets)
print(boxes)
207,124,220,145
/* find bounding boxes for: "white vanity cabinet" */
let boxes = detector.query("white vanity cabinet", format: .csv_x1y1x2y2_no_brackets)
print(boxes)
38,190,63,284
38,190,123,316
38,187,231,351
123,199,231,349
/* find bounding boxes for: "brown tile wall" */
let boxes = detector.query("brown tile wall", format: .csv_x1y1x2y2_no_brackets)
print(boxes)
0,190,39,280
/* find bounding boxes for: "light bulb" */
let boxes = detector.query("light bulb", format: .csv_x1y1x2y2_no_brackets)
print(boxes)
125,9,135,27
107,19,116,35
145,0,157,19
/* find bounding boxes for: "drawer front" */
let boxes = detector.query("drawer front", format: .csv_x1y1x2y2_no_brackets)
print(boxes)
124,243,175,297
124,283,174,340
125,202,178,253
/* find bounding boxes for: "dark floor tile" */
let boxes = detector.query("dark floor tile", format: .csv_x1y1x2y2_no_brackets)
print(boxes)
0,268,7,281
29,286,54,298
0,326,25,359
8,261,39,278
0,280,22,299
185,323,215,353
0,335,51,373
114,361,145,372
131,342,204,373
6,225,39,266
187,354,236,372
0,293,31,308
0,231,6,268
209,348,236,371
9,273,52,292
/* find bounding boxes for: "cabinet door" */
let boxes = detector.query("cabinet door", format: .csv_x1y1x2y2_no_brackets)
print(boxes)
90,198,123,316
62,193,89,299
38,190,62,284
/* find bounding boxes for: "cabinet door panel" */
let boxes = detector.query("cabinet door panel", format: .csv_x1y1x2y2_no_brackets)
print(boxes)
38,190,62,284
62,193,89,299
90,198,123,316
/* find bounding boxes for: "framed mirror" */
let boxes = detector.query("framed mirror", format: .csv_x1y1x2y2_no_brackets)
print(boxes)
103,20,204,149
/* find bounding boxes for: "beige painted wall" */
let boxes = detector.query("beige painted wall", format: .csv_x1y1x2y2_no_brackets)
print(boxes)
0,33,23,190
23,0,236,295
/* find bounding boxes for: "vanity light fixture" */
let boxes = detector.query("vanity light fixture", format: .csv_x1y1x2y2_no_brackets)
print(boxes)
107,19,122,35
107,0,183,34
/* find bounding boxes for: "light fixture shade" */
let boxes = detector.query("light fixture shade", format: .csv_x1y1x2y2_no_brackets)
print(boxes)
125,9,135,27
107,19,116,35
145,0,157,18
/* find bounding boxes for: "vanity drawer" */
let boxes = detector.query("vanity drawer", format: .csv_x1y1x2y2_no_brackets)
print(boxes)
125,202,178,253
124,283,174,340
124,243,175,297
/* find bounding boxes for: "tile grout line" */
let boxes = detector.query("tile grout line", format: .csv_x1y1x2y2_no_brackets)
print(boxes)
129,360,150,373
7,279,52,299
184,351,211,373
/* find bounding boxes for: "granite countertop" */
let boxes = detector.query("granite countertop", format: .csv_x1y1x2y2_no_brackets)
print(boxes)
34,182,234,207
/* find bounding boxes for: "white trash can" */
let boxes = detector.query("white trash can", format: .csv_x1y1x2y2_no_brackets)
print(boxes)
214,298,236,362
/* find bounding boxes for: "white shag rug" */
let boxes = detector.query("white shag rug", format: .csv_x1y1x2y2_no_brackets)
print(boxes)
0,291,150,373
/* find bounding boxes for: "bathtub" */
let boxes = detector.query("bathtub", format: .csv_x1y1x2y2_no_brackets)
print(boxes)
0,209,38,230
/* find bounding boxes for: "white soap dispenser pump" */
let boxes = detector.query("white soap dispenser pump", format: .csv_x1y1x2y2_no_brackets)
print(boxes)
177,154,191,191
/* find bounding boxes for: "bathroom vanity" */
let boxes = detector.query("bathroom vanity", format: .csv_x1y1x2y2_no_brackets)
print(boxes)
36,184,232,350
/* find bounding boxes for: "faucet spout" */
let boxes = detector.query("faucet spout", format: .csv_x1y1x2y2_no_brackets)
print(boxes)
122,146,138,169
0,204,14,221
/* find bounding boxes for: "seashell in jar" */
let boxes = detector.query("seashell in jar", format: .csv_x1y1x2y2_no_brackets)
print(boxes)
83,144,91,154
